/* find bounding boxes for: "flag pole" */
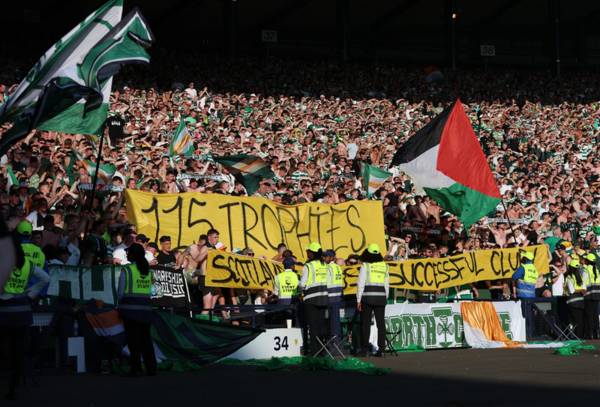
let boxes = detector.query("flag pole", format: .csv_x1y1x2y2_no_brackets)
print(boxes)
87,123,107,213
500,199,520,246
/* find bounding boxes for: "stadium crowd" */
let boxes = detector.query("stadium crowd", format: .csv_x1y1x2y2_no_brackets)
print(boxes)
1,57,600,301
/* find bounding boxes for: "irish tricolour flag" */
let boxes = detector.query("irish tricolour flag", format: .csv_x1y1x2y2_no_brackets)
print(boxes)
169,121,194,157
391,100,500,228
361,163,391,198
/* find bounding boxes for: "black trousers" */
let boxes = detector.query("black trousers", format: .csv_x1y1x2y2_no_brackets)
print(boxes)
123,318,157,375
568,304,585,339
303,303,328,355
361,303,386,351
520,299,535,340
2,326,27,395
584,299,599,339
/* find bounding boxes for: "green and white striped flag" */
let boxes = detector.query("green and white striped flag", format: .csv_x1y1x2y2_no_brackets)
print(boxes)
81,160,117,184
361,162,391,198
5,165,18,192
169,121,194,157
213,154,275,195
0,0,153,155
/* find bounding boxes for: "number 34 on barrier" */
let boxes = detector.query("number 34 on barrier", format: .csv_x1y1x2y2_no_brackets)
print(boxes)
273,336,289,351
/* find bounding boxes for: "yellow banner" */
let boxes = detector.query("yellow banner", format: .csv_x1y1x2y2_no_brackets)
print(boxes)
125,190,385,261
206,250,285,289
205,245,550,293
342,244,550,294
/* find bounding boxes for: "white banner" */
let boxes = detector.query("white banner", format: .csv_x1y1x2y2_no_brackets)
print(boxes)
369,301,525,350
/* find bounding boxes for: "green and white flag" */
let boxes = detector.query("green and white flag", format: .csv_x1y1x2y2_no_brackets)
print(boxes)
213,154,275,195
169,121,194,157
81,160,117,184
0,0,153,155
5,165,18,192
361,163,391,198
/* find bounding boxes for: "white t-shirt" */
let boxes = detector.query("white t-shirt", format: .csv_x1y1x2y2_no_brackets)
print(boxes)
66,242,80,266
26,211,45,231
347,143,358,159
145,250,155,264
112,244,130,265
551,273,564,296
185,87,197,99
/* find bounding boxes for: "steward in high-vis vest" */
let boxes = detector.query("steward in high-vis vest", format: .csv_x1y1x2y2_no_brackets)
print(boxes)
273,268,299,305
16,221,45,270
511,250,538,340
583,253,599,339
299,242,329,356
324,249,343,345
564,259,587,339
0,240,50,400
356,243,389,357
117,243,157,376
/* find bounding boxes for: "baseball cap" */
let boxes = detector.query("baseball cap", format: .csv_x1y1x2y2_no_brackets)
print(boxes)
323,250,336,257
367,243,380,254
569,259,580,268
586,253,596,262
520,251,534,260
159,235,171,243
16,220,33,235
307,242,321,252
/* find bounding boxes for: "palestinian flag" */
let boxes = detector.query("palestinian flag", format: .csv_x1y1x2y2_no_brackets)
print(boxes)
361,163,391,198
169,121,194,157
0,0,153,155
213,154,275,195
391,100,500,228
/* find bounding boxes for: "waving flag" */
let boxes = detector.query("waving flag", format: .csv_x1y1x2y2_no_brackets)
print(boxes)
213,154,275,195
0,0,153,155
169,121,195,157
5,165,18,192
361,163,391,198
81,160,117,184
391,100,500,228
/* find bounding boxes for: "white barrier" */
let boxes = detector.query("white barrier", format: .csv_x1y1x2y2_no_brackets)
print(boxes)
226,328,303,360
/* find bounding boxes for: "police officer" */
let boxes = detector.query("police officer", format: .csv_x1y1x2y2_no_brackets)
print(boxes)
117,243,156,376
299,242,329,356
0,240,49,400
564,259,587,338
356,243,389,357
511,250,538,340
324,250,343,345
583,253,599,339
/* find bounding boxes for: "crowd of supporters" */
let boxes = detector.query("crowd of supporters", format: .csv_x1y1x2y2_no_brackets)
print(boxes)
1,57,599,301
